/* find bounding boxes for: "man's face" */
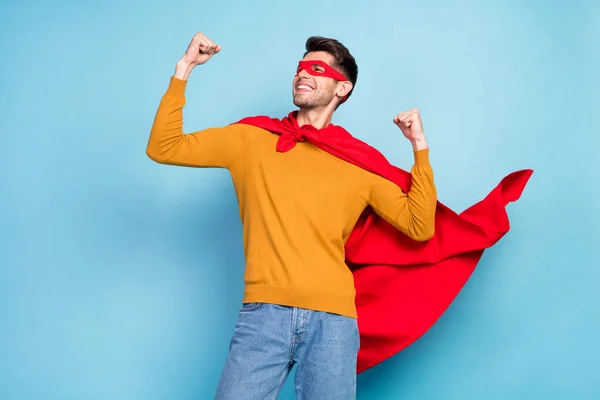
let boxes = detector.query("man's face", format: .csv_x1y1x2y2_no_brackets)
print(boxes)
293,51,343,110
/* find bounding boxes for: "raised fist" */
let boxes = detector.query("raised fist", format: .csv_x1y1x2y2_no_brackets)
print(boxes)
181,33,221,66
393,109,425,141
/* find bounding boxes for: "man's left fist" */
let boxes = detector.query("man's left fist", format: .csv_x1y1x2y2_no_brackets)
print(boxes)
393,108,428,150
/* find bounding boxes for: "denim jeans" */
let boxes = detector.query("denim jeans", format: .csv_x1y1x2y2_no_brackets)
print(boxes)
214,303,360,400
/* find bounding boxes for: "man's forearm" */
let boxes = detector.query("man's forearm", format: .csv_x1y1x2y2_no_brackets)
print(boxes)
404,149,436,241
174,60,195,81
410,137,428,151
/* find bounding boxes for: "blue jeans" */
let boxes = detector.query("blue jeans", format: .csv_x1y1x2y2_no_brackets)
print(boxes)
214,303,360,400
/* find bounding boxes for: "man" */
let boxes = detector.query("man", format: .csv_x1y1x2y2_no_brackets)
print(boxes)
146,32,437,399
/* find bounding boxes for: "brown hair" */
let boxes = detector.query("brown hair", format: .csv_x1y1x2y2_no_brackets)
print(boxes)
304,36,358,104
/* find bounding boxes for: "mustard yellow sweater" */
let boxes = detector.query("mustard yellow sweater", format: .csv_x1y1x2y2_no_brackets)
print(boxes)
147,77,437,318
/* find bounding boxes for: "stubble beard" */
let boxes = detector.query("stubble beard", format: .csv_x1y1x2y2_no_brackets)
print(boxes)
293,87,336,110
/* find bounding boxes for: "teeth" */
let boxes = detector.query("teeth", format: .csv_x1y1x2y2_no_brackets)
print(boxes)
298,84,314,91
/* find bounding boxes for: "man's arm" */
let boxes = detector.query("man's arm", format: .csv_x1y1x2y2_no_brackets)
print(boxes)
366,109,437,241
146,33,246,169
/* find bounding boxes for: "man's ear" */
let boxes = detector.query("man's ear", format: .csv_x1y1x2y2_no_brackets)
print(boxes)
337,81,353,98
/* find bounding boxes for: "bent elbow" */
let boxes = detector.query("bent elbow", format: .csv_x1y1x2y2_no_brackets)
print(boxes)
146,144,167,164
412,229,434,242
146,146,159,162
411,202,437,241
410,222,435,242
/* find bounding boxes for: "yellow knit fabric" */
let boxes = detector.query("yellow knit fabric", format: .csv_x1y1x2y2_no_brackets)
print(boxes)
146,77,437,318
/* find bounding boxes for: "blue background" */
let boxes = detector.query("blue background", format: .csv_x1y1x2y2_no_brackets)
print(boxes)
1,0,598,399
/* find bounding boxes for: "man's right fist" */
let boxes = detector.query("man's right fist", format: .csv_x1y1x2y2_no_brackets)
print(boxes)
180,33,221,66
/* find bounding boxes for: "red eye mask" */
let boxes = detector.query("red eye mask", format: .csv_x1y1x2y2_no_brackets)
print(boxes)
295,60,347,81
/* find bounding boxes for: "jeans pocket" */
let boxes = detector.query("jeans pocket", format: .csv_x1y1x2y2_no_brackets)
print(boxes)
239,302,264,312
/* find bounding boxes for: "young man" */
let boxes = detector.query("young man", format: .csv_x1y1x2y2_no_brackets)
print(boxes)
146,33,437,399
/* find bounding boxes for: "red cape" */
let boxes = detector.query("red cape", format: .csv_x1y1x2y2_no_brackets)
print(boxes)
234,111,533,373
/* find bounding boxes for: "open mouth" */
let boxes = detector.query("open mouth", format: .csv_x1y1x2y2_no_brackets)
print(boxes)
296,83,315,92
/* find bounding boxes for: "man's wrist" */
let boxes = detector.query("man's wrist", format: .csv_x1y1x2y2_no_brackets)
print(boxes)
410,137,428,151
174,60,195,81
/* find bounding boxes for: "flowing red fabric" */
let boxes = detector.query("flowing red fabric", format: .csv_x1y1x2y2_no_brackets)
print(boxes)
233,111,533,373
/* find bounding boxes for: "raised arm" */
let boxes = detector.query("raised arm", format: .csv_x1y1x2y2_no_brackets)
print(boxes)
367,109,437,241
146,33,246,169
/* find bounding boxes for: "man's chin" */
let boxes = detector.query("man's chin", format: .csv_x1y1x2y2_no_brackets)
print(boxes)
293,94,336,110
293,98,312,109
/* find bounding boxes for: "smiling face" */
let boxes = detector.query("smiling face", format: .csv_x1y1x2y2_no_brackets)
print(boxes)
292,51,348,110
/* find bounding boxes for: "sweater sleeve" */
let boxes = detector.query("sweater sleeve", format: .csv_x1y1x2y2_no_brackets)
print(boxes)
366,149,437,241
146,76,247,169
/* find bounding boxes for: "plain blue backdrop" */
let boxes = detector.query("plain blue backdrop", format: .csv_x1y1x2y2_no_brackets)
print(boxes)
1,0,598,399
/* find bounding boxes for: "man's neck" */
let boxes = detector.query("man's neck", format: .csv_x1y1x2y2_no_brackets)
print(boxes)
296,107,335,130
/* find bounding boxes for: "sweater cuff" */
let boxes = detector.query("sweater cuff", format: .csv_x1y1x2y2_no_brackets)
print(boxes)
413,148,430,166
167,76,187,97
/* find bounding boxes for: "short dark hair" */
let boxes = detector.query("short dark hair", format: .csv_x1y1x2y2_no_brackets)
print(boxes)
304,36,358,104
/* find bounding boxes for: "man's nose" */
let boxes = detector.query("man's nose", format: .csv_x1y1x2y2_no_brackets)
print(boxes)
297,68,311,78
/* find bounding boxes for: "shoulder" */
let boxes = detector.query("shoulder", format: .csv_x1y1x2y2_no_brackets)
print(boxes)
230,122,273,134
228,122,278,144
